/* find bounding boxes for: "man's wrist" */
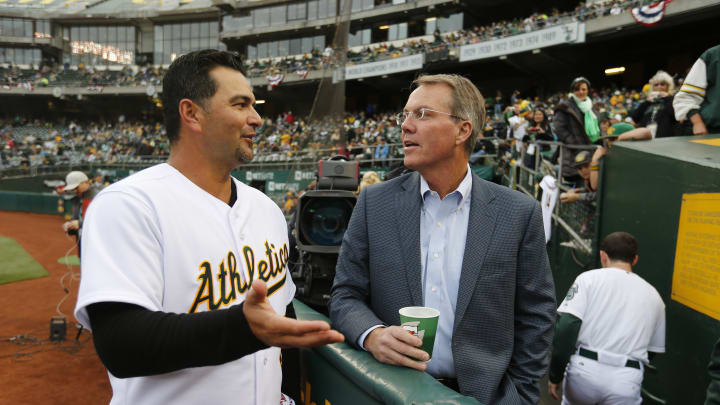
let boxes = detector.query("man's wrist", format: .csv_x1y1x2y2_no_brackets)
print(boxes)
359,325,385,350
548,373,564,385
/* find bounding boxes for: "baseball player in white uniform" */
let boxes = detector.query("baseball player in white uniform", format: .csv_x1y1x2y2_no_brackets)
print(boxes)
73,50,343,405
548,231,665,405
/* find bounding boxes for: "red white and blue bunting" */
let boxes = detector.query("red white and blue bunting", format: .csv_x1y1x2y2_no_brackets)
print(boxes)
631,0,673,26
266,73,285,87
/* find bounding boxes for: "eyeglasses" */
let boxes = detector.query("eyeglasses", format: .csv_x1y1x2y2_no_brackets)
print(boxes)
395,107,466,126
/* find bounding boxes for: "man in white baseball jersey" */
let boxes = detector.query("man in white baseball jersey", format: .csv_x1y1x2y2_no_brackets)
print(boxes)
547,231,665,404
73,50,343,405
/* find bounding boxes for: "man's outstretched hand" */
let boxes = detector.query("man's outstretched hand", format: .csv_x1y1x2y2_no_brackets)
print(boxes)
243,280,344,348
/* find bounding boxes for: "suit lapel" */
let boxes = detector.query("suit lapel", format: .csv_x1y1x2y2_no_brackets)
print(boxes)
397,172,423,306
454,173,498,333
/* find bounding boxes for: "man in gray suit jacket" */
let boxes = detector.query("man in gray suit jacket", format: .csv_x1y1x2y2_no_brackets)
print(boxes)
330,74,556,404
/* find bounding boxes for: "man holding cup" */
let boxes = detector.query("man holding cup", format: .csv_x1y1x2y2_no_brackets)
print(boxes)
330,74,556,404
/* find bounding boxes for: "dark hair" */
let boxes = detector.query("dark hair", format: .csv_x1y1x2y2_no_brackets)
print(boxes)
570,76,591,92
600,231,638,264
161,49,246,143
532,108,547,122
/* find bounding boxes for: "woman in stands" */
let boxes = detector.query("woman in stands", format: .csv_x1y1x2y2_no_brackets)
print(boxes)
552,77,600,182
620,70,678,140
522,108,555,169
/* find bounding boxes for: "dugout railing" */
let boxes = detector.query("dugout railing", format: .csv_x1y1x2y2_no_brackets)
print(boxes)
499,140,602,268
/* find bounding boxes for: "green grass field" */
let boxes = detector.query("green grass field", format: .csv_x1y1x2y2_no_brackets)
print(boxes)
0,236,49,285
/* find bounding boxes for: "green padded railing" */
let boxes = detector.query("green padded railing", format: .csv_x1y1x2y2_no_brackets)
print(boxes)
293,299,482,405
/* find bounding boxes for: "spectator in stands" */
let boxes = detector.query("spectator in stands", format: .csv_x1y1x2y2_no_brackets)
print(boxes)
356,170,381,195
674,44,720,135
507,99,531,155
335,141,350,158
92,173,105,187
553,77,599,182
493,90,504,118
283,191,298,216
559,150,596,203
373,136,390,167
347,139,364,160
524,108,555,168
323,46,334,64
585,122,634,192
623,70,678,140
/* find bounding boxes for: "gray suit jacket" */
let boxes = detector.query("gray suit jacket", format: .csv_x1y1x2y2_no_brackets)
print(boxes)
330,171,556,405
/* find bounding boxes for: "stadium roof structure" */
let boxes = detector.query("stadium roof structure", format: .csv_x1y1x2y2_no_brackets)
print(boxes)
0,0,215,18
0,0,520,18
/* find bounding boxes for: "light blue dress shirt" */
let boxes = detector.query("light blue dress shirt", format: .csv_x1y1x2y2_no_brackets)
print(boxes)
357,165,472,379
419,165,472,377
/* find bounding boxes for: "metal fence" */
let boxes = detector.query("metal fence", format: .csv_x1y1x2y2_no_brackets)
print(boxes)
499,139,602,268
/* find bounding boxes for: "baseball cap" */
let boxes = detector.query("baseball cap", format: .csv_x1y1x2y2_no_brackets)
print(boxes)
64,171,88,191
571,151,592,168
598,122,635,141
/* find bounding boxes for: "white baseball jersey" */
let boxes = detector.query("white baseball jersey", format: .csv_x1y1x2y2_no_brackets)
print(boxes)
74,163,295,405
558,268,665,405
559,267,665,364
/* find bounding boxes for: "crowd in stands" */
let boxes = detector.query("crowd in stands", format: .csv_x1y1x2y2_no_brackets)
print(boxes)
249,0,646,79
0,118,169,169
1,74,684,176
1,64,166,89
1,0,646,89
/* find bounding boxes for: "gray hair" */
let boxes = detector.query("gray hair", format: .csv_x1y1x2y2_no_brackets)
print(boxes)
650,70,675,95
413,74,485,155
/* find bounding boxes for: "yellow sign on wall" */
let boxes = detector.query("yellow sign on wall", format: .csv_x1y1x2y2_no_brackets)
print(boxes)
672,193,720,320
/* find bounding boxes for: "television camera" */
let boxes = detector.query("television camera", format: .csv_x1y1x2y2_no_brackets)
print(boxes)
291,156,359,312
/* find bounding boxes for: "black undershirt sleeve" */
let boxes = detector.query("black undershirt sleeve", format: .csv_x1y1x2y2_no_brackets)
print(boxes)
281,303,301,400
87,301,270,379
548,312,582,384
229,179,237,206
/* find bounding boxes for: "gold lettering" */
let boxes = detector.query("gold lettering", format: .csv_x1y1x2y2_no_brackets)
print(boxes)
228,251,242,298
258,260,269,281
189,242,287,313
217,258,231,306
188,261,218,313
265,241,275,276
243,246,256,285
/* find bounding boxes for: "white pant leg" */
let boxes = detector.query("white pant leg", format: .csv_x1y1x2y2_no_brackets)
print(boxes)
561,355,643,405
562,355,603,405
604,365,643,405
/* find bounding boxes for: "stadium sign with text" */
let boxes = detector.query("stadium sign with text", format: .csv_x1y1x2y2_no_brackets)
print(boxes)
459,22,586,62
345,54,424,80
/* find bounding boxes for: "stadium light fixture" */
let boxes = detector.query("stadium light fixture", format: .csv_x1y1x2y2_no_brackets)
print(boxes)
379,25,390,30
605,67,626,76
255,100,266,104
425,17,437,22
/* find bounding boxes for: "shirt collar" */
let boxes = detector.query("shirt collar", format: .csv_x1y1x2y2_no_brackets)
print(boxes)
420,164,473,206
